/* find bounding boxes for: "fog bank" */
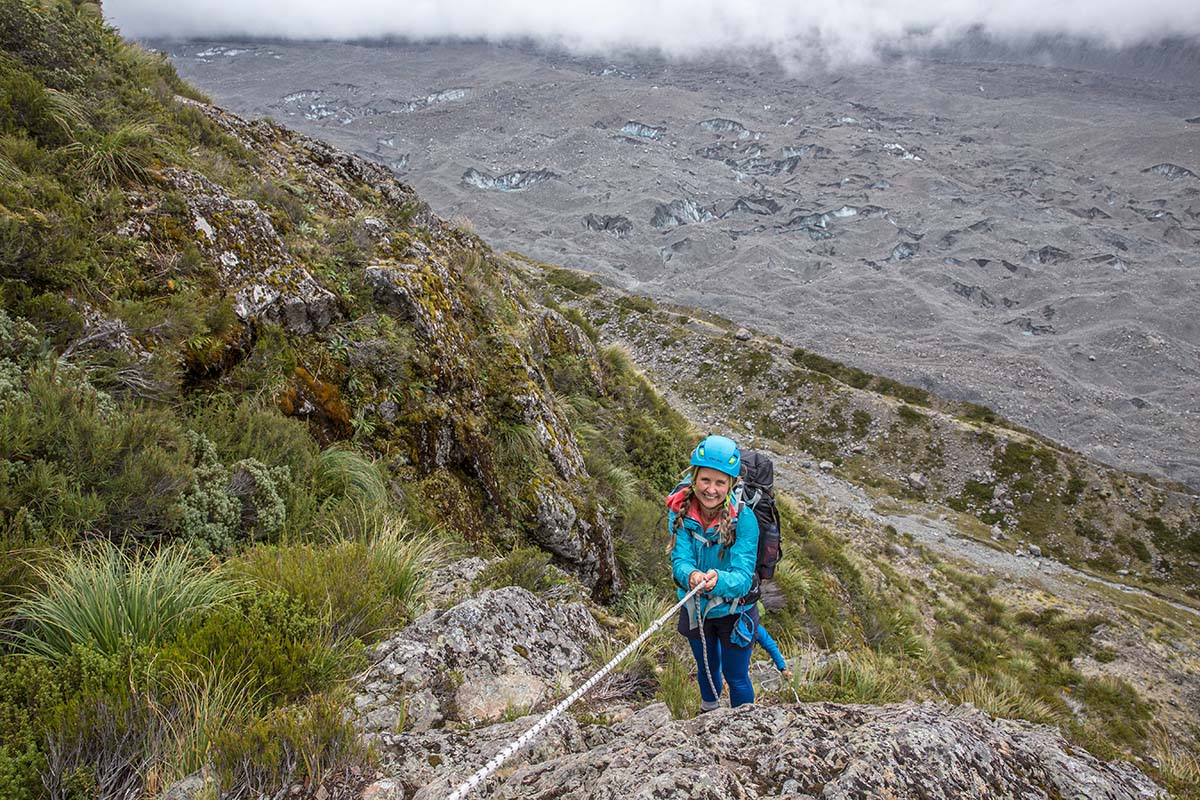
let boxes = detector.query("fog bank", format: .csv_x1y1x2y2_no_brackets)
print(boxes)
107,1,1200,66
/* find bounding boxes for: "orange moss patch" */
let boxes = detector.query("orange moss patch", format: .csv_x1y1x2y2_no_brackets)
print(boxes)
276,366,353,442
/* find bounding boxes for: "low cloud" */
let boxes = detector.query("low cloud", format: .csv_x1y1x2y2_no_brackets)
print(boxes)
106,0,1200,66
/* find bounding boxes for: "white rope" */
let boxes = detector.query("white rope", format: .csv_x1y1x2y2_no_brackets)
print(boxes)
445,583,706,800
697,600,721,706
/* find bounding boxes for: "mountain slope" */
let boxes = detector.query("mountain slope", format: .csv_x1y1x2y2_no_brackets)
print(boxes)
1,4,1198,800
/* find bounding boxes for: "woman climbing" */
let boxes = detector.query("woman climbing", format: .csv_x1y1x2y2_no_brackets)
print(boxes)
667,434,760,711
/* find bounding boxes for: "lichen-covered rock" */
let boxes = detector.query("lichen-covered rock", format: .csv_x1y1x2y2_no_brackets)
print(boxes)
399,701,1162,800
162,168,336,333
365,250,620,594
533,307,605,391
354,586,602,741
531,482,585,562
396,714,591,800
364,253,468,352
175,96,430,217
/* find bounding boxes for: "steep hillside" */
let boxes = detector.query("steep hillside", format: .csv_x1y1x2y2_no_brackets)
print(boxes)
535,266,1200,603
1,2,690,796
1,3,1198,800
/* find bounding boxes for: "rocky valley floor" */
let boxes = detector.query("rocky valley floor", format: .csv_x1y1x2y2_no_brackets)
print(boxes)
155,39,1200,489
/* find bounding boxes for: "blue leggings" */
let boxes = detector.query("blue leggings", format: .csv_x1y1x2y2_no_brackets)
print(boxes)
689,637,755,707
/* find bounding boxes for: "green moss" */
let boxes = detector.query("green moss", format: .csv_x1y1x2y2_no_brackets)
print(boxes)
545,267,601,296
895,403,925,426
615,294,655,314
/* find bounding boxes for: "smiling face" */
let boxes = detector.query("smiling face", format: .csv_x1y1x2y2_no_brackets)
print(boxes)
693,466,733,513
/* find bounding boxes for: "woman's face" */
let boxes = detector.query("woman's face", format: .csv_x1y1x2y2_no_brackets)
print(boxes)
694,467,733,511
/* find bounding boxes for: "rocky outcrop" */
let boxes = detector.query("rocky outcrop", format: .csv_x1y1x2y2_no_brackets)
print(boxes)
620,121,665,140
175,96,424,216
356,572,1162,800
460,700,1161,800
162,168,337,334
391,700,1162,800
355,586,601,739
531,307,605,394
1143,163,1197,181
582,214,633,238
366,252,619,594
652,199,717,230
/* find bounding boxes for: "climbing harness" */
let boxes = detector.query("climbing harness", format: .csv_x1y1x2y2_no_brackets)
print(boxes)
445,583,707,800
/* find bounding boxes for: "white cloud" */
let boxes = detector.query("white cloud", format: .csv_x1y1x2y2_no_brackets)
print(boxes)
105,0,1200,66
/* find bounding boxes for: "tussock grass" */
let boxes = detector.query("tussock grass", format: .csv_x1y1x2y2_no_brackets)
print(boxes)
6,542,236,659
0,152,21,183
42,87,87,138
656,649,699,719
238,516,452,642
492,419,545,473
149,660,260,784
64,120,158,187
954,672,1062,725
1149,726,1200,800
615,583,673,662
313,445,387,511
366,517,455,615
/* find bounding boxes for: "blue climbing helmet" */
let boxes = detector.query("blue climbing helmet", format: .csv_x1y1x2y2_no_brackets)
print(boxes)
689,435,741,478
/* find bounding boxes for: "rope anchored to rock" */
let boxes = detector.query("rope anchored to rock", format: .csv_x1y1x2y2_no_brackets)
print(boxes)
445,583,706,800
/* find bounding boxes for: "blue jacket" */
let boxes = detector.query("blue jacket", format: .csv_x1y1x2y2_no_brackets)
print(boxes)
668,486,760,619
756,624,787,670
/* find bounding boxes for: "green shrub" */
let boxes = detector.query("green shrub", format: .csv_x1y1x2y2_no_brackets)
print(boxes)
875,378,930,407
615,295,655,314
162,589,355,705
0,365,192,542
175,431,291,554
41,689,164,800
623,415,687,493
0,646,131,800
6,541,236,660
234,519,450,642
850,409,872,438
475,546,563,593
0,70,72,148
210,691,369,797
612,495,669,589
545,268,600,296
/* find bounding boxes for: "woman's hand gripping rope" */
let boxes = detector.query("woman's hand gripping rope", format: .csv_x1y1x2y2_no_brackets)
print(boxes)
445,583,708,800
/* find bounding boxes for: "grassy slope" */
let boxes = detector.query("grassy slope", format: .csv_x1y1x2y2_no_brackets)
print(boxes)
531,263,1200,797
1,2,690,796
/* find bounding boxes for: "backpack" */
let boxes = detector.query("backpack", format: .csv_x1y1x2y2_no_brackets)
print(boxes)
736,450,782,605
671,450,783,604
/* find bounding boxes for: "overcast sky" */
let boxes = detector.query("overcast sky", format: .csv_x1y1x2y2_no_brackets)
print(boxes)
106,1,1200,65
